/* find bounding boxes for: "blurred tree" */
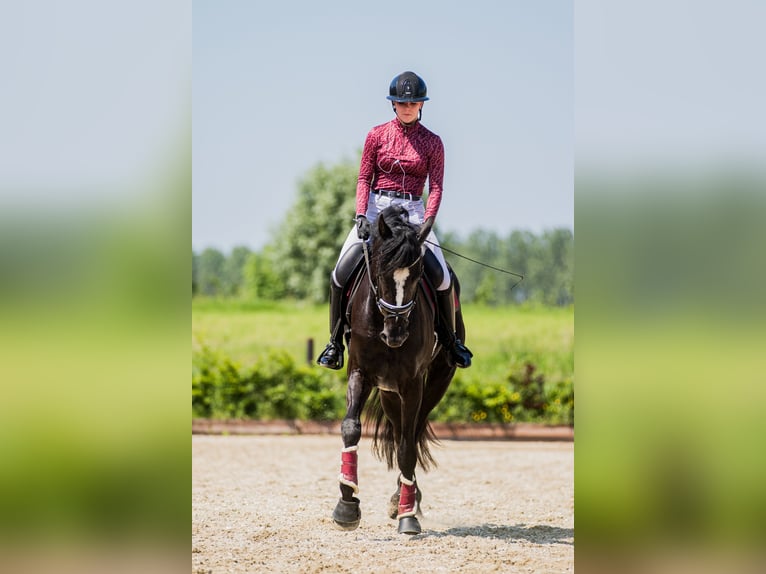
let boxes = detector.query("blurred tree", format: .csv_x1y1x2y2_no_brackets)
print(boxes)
505,230,535,304
221,245,251,297
547,228,574,306
192,250,199,296
525,229,575,306
525,233,549,305
474,272,498,306
197,247,225,296
438,227,573,306
455,229,501,303
242,247,285,301
269,157,359,302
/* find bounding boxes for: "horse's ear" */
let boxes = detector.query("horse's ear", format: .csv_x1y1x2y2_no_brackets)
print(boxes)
417,216,434,246
378,214,393,239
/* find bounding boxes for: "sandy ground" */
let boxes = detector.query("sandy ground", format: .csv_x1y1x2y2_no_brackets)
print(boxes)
192,435,573,573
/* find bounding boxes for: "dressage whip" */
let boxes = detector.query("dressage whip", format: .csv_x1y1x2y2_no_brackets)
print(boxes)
423,239,525,291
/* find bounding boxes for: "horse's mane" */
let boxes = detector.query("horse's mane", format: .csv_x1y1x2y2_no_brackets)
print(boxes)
372,206,421,276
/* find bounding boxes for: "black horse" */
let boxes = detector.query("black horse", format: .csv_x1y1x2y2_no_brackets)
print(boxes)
332,205,465,535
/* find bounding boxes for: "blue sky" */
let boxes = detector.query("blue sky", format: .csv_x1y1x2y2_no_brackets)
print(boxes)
3,2,762,254
192,1,573,252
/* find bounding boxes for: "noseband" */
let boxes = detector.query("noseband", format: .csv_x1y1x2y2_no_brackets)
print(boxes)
376,293,416,321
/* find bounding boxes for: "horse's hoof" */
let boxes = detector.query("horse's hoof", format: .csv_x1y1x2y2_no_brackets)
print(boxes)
397,516,421,535
333,497,361,531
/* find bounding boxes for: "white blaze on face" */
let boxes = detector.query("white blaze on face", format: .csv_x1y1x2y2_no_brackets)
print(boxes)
392,267,411,307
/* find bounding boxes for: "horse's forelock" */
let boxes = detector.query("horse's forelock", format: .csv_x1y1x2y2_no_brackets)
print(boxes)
373,209,421,276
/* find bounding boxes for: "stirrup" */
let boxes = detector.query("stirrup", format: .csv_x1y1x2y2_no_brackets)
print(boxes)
452,339,473,369
317,342,344,370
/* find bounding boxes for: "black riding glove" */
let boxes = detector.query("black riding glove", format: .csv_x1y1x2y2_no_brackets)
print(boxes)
356,215,371,240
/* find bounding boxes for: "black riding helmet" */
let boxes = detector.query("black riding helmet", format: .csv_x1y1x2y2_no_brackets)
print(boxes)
386,71,429,102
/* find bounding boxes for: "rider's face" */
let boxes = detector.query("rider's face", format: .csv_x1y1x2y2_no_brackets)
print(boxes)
393,101,423,124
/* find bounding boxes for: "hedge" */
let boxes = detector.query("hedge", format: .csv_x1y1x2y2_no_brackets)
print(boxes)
192,345,573,425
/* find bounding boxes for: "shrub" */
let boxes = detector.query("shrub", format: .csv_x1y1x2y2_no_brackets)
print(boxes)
192,344,346,421
431,362,573,425
192,344,573,425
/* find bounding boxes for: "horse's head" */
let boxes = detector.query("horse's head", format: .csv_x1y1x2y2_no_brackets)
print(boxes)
370,206,427,348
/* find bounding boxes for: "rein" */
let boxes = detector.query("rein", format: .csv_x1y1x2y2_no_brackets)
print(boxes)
423,239,525,290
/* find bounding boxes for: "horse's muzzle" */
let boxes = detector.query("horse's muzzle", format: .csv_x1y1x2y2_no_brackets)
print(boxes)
376,296,415,348
379,321,409,348
379,331,409,348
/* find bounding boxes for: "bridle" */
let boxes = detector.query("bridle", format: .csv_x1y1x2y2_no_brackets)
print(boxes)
362,239,420,322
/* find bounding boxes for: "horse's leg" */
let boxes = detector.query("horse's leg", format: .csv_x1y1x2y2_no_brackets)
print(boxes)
332,368,371,531
375,390,409,519
378,389,428,521
395,383,425,535
416,356,455,442
410,288,461,464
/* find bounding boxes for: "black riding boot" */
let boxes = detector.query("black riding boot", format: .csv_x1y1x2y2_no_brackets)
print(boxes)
436,288,473,368
317,283,345,370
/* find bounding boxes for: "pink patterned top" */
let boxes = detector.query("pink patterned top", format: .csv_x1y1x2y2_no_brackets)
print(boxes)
355,118,445,220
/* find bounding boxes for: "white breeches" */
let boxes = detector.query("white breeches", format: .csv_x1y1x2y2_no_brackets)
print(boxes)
333,194,451,291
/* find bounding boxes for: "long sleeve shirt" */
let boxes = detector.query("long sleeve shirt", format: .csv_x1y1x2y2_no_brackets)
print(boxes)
355,118,445,221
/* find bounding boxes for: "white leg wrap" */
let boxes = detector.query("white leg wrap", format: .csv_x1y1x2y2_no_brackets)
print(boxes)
338,475,359,494
397,474,418,518
339,445,359,493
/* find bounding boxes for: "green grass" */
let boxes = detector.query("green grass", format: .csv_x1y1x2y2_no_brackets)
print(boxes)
192,298,573,389
458,303,573,386
192,298,329,369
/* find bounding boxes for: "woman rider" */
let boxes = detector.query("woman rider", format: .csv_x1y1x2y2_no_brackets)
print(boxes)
317,70,472,370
